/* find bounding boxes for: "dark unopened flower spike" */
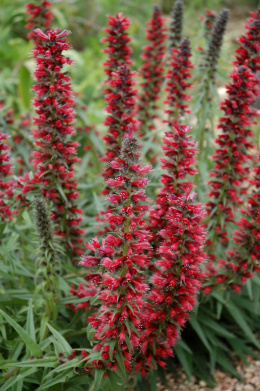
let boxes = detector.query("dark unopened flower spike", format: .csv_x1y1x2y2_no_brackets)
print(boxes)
203,9,229,82
169,0,184,49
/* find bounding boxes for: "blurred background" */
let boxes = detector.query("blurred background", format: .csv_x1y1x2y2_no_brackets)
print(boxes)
0,0,259,119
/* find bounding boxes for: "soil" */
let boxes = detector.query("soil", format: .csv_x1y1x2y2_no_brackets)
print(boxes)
156,355,260,391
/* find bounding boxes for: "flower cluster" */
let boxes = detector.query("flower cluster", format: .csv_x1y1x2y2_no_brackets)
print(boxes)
101,64,138,195
0,132,14,221
137,5,167,134
206,65,257,252
204,152,260,294
140,193,206,370
80,133,152,373
169,0,184,49
102,13,132,80
19,28,85,261
164,38,193,123
149,123,198,238
234,9,260,73
26,1,53,41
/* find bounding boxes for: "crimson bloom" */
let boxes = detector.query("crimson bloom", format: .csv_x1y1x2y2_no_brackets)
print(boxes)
204,152,260,294
0,132,14,221
131,122,205,371
149,122,198,240
101,64,138,196
18,28,84,261
26,1,53,41
102,13,132,80
80,132,152,374
206,65,258,253
164,38,193,123
234,9,260,73
137,5,167,135
140,192,205,370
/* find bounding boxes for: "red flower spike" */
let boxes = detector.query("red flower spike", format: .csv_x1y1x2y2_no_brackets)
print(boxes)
140,191,206,369
234,9,260,73
206,65,259,253
164,38,193,123
102,13,133,80
149,122,198,254
25,1,53,41
101,64,138,196
17,28,84,261
204,152,260,293
80,134,152,372
0,132,14,221
137,5,167,136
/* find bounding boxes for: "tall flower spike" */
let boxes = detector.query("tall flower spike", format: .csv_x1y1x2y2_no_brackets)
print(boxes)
149,122,198,250
26,1,53,41
234,9,260,73
19,28,85,262
137,5,167,136
204,152,260,294
169,0,184,49
0,132,14,221
194,9,229,161
206,65,258,253
34,197,61,319
202,9,229,82
164,38,193,123
101,64,138,196
80,133,152,374
139,194,206,371
102,13,133,80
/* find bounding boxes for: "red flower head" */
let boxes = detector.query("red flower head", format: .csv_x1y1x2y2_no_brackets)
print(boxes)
18,28,84,262
137,5,167,135
0,132,14,221
26,1,53,41
101,64,138,196
234,9,260,73
141,190,206,369
164,37,193,122
149,122,198,243
102,13,133,80
80,133,152,374
206,65,259,253
204,152,260,293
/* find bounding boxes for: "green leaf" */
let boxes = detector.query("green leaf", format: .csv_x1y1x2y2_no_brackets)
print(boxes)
44,358,82,379
36,369,72,390
26,300,36,342
107,371,125,391
0,357,58,369
174,345,192,380
18,64,31,110
0,368,37,391
189,316,211,352
89,369,105,391
225,303,260,348
47,324,72,356
200,316,235,339
64,374,91,389
0,310,42,358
